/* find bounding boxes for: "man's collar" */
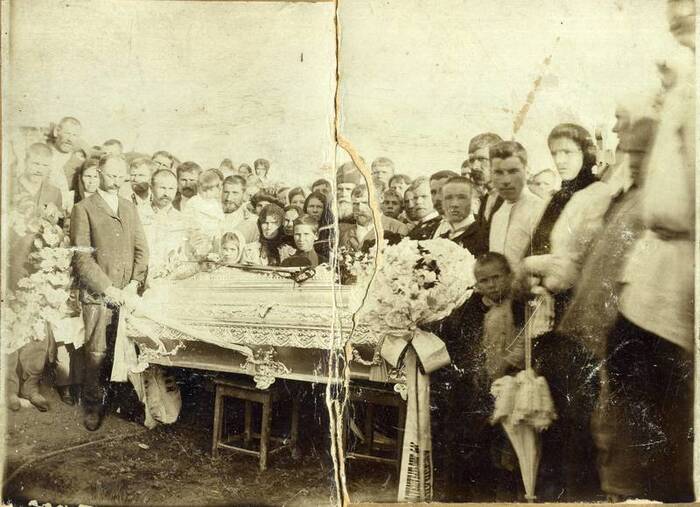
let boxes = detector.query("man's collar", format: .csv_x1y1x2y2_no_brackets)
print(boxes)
419,210,439,224
444,213,475,233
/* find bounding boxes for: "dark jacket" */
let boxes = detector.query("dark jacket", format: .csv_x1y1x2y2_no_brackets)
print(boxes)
70,192,149,303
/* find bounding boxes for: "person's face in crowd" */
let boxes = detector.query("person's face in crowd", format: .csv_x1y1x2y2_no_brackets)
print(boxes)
99,158,127,194
352,192,373,227
312,183,331,197
260,215,281,240
152,173,178,210
221,240,241,265
103,144,121,157
239,165,253,177
430,177,450,215
294,224,317,253
24,151,52,184
54,121,81,153
412,182,434,220
468,147,491,186
153,155,172,171
130,164,151,195
178,170,198,199
255,199,272,215
283,209,300,236
222,182,245,213
337,183,356,203
529,171,557,199
200,184,221,201
81,166,100,194
254,164,268,178
441,182,471,224
475,261,512,303
403,190,417,221
667,0,695,50
306,197,324,219
549,137,584,182
491,156,526,203
381,193,402,218
290,193,306,209
389,180,408,198
372,164,393,186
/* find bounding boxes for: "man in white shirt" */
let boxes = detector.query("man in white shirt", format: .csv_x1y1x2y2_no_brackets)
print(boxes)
121,157,155,223
487,141,545,266
221,175,259,243
47,116,84,208
144,169,188,274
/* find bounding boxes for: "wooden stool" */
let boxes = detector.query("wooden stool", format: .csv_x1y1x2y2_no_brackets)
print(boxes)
345,383,407,472
211,377,299,471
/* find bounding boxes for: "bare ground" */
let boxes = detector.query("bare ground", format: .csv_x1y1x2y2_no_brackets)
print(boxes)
2,372,397,507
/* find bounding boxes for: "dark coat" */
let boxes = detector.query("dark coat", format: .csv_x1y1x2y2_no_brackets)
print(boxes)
407,215,441,241
70,192,149,303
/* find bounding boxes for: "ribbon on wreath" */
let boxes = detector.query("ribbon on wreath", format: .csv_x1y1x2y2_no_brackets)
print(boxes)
380,329,451,503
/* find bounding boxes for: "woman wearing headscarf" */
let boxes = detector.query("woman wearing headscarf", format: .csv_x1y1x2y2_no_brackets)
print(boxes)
241,204,294,266
518,123,614,501
304,191,335,260
72,158,100,205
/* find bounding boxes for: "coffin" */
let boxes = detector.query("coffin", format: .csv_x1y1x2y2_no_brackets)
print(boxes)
127,265,388,387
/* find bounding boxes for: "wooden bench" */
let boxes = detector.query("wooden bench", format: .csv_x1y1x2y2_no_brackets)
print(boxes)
211,377,299,471
344,383,406,472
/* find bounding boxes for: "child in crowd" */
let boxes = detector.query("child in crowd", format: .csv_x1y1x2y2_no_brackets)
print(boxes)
430,252,524,502
219,231,245,266
381,188,403,219
281,215,328,267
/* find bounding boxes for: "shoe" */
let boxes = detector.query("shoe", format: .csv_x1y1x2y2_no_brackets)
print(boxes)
83,406,103,431
8,395,21,411
26,393,50,412
57,386,75,406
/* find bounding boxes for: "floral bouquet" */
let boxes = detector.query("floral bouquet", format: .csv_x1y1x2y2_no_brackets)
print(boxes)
351,237,476,503
2,202,75,354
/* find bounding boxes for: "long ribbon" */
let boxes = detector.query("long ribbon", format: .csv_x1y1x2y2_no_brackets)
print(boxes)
380,329,450,502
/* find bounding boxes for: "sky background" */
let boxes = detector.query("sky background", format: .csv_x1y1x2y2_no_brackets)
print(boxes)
5,0,685,184
338,0,683,176
5,0,337,185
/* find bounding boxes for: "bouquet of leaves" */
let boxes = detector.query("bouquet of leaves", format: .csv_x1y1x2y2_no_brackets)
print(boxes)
2,202,74,354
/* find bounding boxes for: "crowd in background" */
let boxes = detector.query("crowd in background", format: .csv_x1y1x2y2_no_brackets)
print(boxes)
4,0,695,502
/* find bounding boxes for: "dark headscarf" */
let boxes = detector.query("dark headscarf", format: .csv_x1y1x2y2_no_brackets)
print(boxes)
257,203,285,266
304,191,335,259
530,124,598,256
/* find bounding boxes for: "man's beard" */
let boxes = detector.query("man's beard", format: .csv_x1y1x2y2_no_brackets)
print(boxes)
180,186,197,198
132,182,150,198
155,196,172,209
223,201,241,213
337,201,353,220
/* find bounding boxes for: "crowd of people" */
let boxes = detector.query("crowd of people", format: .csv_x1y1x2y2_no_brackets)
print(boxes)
4,0,695,503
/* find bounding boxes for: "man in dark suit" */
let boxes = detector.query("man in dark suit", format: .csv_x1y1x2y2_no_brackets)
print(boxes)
407,177,442,240
71,154,149,430
433,176,488,256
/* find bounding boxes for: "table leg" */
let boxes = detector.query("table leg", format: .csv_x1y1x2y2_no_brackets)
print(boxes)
212,387,223,457
244,400,252,447
260,397,271,471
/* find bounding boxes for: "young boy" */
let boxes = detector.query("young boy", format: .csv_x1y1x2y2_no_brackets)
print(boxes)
431,252,523,502
280,215,328,267
380,188,403,219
